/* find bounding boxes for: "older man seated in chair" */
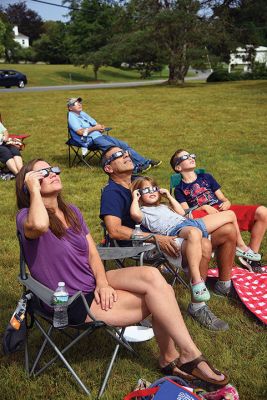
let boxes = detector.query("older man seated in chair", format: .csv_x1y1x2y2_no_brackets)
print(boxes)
67,97,161,173
100,147,237,332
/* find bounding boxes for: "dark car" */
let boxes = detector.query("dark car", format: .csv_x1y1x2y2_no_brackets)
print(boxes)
0,69,27,88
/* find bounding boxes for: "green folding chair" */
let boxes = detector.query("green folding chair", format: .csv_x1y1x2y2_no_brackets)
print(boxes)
170,169,206,194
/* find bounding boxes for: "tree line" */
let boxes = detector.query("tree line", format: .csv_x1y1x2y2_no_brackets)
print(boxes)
0,0,266,84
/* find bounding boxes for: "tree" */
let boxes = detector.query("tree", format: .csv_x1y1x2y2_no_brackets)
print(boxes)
123,0,209,85
65,0,121,79
0,18,6,57
33,21,70,64
202,0,267,63
0,12,21,62
4,1,43,43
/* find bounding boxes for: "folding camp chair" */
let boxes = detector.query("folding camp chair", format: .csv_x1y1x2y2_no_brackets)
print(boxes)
170,169,206,194
169,168,220,217
101,223,189,289
0,113,30,148
66,113,111,168
0,113,30,177
17,232,154,398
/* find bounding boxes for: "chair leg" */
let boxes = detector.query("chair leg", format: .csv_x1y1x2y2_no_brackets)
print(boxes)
30,324,52,376
24,331,29,375
97,327,126,399
163,262,189,289
32,319,91,396
97,342,120,399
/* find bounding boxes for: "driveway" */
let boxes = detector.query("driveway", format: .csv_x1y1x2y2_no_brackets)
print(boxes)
0,72,210,93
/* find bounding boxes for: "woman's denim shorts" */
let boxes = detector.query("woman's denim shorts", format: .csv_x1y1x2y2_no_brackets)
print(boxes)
169,218,208,238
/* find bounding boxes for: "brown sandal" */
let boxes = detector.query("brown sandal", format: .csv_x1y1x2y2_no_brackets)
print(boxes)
176,355,229,386
160,357,194,380
160,355,229,386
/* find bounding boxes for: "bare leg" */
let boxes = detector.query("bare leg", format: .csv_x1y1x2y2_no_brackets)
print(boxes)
6,158,19,175
249,206,267,252
198,238,212,280
178,227,203,283
13,155,23,172
202,211,247,249
89,266,225,382
182,238,212,298
211,223,236,281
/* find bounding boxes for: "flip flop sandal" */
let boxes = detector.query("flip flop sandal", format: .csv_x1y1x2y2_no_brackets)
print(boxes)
177,354,229,386
160,357,196,381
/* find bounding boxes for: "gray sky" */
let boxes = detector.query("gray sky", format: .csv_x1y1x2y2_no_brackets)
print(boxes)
2,0,69,21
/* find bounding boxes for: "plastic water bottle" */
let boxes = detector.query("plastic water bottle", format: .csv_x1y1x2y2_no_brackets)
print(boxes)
132,224,144,247
53,282,69,328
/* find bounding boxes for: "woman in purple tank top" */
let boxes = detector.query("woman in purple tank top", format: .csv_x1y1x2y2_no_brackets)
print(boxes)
15,159,229,387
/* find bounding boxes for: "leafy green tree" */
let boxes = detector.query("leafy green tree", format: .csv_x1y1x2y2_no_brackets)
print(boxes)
65,0,120,79
33,21,70,64
0,12,21,62
123,0,209,84
0,18,6,57
4,1,43,43
202,0,267,64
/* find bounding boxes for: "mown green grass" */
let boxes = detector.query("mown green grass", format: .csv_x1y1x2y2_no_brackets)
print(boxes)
0,80,266,399
0,63,171,86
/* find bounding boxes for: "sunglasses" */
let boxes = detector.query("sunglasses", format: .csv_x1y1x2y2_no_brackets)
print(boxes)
103,150,130,167
139,186,159,195
38,166,61,178
174,153,196,166
73,101,82,106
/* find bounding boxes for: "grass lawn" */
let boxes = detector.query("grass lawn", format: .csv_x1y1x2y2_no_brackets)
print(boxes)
0,80,266,399
0,63,173,87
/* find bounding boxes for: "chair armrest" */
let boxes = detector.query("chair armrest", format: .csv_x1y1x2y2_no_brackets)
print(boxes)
97,245,154,260
9,134,30,141
131,233,162,254
18,274,83,308
104,127,112,134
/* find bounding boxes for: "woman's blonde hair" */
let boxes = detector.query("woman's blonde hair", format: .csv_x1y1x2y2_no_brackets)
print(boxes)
131,176,161,206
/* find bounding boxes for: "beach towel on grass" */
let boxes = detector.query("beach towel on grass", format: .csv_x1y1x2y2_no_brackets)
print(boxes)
208,266,267,325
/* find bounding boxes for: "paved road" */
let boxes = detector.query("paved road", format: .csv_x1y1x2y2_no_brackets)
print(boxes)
0,72,210,93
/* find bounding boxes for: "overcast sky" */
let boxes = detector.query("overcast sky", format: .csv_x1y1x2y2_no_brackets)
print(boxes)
2,0,69,21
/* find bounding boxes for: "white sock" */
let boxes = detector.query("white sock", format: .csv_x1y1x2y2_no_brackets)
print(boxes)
190,302,206,312
217,280,231,289
81,147,89,156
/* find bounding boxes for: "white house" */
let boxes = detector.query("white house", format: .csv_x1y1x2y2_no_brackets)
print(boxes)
12,25,29,48
228,46,267,73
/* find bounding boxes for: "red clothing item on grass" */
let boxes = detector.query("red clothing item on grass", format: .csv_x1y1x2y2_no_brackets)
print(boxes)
192,204,259,232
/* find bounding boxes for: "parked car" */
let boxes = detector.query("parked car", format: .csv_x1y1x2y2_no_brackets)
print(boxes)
0,69,27,88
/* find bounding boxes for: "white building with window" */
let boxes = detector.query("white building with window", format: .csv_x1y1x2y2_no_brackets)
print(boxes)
229,46,267,73
12,25,29,48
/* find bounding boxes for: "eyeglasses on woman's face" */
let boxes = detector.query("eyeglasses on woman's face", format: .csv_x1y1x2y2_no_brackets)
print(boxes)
37,166,61,178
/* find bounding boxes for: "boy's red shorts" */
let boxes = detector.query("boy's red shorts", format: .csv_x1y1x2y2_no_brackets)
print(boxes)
192,204,259,232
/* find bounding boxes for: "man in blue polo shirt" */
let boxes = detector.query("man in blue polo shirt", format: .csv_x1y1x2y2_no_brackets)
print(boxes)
67,97,161,174
100,146,238,331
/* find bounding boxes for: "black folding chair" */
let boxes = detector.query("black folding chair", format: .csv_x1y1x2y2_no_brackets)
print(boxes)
17,233,153,398
101,223,189,289
66,113,111,168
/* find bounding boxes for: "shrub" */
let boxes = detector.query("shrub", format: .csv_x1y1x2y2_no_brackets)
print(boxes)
207,69,240,82
207,64,267,82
